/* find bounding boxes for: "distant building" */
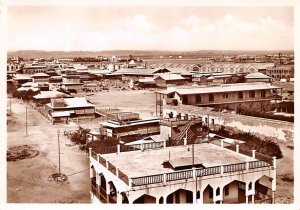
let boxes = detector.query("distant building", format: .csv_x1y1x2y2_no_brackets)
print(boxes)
265,65,294,81
33,90,72,105
61,75,84,93
46,97,95,123
245,73,271,83
155,83,282,114
23,63,47,74
31,73,51,83
154,74,187,87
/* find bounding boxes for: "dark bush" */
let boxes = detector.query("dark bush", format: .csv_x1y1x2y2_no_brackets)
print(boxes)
214,125,283,159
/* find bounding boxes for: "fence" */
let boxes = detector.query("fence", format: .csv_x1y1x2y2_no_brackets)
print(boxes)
196,166,221,177
118,170,129,185
249,161,271,169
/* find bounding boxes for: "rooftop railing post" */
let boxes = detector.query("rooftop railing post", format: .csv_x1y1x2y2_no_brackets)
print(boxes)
129,178,132,189
236,144,239,153
163,140,166,149
192,168,196,180
116,168,119,177
220,139,224,148
252,150,256,159
117,144,120,155
97,154,100,162
221,165,224,176
163,173,167,185
89,147,92,157
246,160,249,171
272,156,277,169
106,160,109,169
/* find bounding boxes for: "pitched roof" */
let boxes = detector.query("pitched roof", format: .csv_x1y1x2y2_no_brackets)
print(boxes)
155,73,185,81
245,72,271,79
31,73,50,77
33,91,71,99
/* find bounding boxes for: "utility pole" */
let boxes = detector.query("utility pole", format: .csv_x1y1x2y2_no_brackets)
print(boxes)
25,105,28,136
57,129,61,174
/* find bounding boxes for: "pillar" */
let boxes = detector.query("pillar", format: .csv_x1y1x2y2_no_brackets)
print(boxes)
90,167,93,178
220,139,224,148
245,194,249,204
163,140,166,149
106,181,110,203
96,173,101,186
117,144,120,155
117,192,123,204
252,150,256,159
251,194,254,204
236,144,239,153
89,147,92,157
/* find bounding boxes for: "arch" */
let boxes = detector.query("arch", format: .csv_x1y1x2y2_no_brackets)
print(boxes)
203,184,214,204
159,196,164,204
254,175,273,203
202,66,207,72
222,180,247,204
133,194,156,204
166,188,193,204
121,192,129,204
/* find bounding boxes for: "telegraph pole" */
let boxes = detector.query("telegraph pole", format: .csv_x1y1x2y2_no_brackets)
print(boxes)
25,105,28,136
57,129,61,174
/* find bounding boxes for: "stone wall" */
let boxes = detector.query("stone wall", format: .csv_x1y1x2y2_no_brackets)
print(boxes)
163,104,293,142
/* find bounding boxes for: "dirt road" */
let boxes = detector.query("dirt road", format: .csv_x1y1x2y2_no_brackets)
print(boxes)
7,98,90,203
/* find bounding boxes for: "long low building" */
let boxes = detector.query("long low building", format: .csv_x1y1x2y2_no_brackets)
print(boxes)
89,140,276,204
155,82,282,115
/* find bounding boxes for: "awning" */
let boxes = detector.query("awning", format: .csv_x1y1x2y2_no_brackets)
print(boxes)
52,111,70,118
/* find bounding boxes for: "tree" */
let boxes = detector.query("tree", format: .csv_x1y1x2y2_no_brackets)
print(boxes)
70,127,91,150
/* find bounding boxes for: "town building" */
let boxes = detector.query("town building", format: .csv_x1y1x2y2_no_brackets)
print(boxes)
33,90,72,105
265,65,294,81
31,72,51,83
155,83,282,114
89,136,276,204
22,63,48,74
245,73,271,83
154,74,187,87
61,75,84,93
45,97,95,123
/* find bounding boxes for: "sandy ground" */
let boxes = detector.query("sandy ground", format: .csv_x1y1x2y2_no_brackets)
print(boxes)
7,98,90,203
77,89,157,119
7,89,294,203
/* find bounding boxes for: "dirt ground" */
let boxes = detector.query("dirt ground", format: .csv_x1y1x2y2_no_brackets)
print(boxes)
77,89,157,119
7,89,294,204
7,98,90,203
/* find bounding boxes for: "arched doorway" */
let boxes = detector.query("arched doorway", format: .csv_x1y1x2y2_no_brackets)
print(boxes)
166,189,193,203
203,184,214,203
133,194,156,204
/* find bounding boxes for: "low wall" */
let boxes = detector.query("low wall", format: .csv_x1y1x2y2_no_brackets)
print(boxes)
163,104,293,142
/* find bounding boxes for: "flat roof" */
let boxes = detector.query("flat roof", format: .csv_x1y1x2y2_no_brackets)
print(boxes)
100,118,159,128
101,143,251,177
175,83,280,95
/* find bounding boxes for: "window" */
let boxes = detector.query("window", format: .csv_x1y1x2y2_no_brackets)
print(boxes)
209,94,214,102
248,182,253,191
196,95,202,103
211,119,215,125
216,187,220,196
261,90,266,98
196,191,200,199
224,185,229,196
249,91,255,98
223,93,228,99
238,92,243,99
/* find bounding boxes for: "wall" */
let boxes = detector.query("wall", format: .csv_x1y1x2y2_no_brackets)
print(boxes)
164,104,293,142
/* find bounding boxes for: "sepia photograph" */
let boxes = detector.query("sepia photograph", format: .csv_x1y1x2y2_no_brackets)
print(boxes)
1,0,298,209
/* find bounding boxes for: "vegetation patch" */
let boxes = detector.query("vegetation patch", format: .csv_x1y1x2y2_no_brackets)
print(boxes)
7,145,39,161
212,125,283,159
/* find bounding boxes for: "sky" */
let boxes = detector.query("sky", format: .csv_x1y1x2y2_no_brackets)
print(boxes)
8,6,293,51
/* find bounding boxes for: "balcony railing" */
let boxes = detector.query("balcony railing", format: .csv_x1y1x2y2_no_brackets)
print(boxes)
166,169,193,181
132,174,164,186
90,149,273,188
223,162,246,173
249,161,271,169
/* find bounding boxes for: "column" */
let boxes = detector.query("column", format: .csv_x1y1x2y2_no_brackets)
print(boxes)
96,173,101,186
252,150,256,159
106,181,110,203
220,139,224,148
236,144,239,153
272,156,277,204
117,192,123,204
